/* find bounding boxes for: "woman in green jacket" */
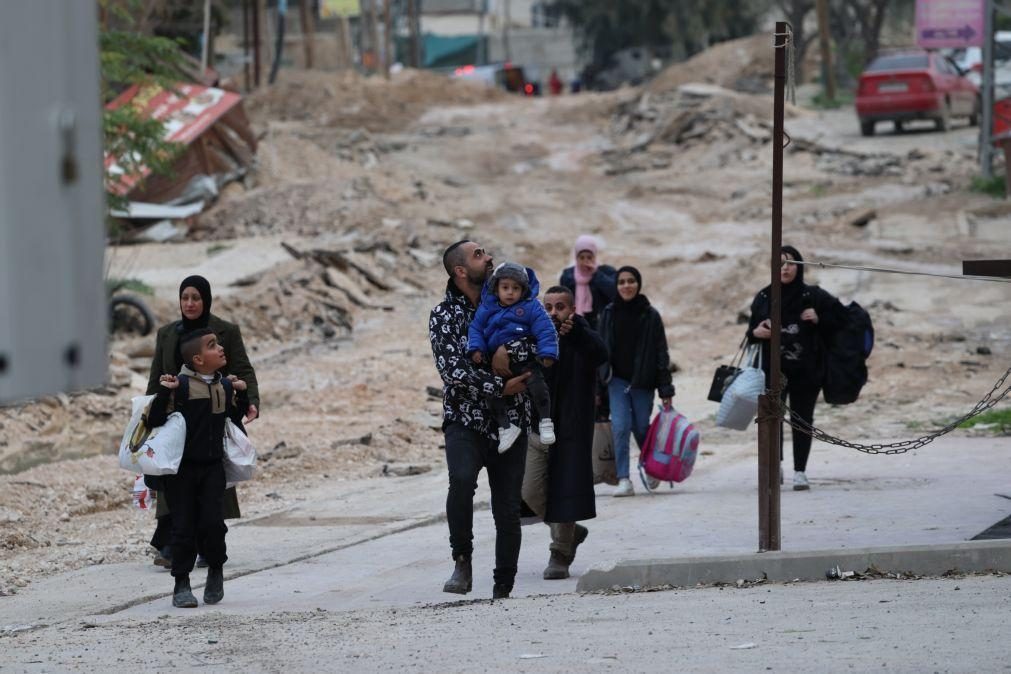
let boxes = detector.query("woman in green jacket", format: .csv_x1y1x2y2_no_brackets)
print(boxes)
145,275,260,566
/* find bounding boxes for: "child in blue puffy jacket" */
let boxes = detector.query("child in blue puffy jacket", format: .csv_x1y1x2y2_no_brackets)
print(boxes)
468,262,559,452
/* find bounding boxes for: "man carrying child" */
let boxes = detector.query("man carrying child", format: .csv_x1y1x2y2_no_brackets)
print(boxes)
429,241,534,599
146,328,249,608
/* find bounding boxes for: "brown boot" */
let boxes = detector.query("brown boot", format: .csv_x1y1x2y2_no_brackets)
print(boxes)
442,555,472,594
565,524,589,566
542,551,570,580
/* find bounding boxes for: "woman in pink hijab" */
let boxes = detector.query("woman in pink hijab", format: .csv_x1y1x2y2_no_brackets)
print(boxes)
559,235,617,327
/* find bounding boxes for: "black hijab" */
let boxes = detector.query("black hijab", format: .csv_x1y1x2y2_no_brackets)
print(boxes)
178,275,212,332
780,245,809,314
611,266,649,380
613,266,649,315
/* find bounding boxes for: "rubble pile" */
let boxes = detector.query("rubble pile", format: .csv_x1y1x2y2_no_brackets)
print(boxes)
216,217,447,345
648,34,776,95
245,68,505,132
603,83,791,173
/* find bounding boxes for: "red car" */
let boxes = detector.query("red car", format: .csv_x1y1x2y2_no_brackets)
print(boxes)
855,50,979,136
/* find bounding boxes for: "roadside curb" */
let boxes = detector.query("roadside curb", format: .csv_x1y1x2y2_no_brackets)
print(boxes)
576,540,1011,591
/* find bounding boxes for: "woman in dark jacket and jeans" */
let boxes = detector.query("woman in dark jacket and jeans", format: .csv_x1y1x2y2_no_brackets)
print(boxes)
597,266,675,497
747,246,843,492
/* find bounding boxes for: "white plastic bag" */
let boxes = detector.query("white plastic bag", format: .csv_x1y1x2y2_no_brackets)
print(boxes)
223,419,256,483
118,394,156,469
119,412,187,475
716,346,765,431
131,475,157,511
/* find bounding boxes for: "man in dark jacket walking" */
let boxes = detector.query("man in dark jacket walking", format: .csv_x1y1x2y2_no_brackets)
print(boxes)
429,240,533,599
522,286,608,579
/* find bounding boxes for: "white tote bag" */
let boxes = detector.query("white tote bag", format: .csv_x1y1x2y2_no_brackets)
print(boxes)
223,419,256,484
119,412,187,475
716,346,766,431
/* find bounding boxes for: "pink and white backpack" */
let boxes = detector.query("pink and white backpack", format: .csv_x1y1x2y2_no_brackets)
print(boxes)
638,404,700,490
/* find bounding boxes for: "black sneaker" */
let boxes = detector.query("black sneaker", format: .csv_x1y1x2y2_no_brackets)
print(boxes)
195,554,209,569
203,567,224,605
172,576,198,608
492,584,511,600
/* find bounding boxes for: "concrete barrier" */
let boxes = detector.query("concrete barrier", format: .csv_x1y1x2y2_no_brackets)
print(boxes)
577,540,1011,591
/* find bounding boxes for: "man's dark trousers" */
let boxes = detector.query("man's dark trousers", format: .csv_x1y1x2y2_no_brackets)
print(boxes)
163,460,228,577
444,422,527,590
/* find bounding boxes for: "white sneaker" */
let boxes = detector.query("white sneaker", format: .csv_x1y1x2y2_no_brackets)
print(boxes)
497,424,522,453
613,478,634,497
646,476,660,491
793,471,810,491
538,419,556,445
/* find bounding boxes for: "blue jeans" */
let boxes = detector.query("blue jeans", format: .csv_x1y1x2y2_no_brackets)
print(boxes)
608,377,654,479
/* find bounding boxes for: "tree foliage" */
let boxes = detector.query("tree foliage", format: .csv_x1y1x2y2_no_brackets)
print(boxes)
99,0,187,211
552,0,768,70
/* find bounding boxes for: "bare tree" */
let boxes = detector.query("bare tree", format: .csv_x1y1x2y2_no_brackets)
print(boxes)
775,0,815,82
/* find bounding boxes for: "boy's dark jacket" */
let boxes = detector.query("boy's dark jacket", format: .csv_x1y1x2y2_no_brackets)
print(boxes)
467,267,559,360
146,314,260,410
146,366,249,464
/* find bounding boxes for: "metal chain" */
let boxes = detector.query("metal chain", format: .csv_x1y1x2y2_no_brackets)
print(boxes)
776,366,1011,454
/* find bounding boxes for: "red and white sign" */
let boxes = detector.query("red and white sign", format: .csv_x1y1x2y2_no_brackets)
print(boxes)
916,0,985,49
104,83,242,195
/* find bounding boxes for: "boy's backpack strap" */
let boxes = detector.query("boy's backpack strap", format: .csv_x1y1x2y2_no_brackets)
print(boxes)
175,374,190,406
220,376,234,409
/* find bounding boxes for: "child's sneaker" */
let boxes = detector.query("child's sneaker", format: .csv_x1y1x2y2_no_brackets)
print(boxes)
498,424,522,453
172,576,198,608
203,567,224,605
538,419,556,445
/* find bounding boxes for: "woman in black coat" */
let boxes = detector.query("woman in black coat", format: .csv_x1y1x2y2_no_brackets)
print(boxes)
597,266,675,497
747,245,843,492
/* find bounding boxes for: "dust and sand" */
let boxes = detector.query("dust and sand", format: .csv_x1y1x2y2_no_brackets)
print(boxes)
244,68,507,132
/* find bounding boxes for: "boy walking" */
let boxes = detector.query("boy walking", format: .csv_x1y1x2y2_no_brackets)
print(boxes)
146,328,249,608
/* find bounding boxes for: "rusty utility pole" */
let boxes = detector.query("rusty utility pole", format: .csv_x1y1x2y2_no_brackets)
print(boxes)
383,0,393,78
252,0,262,87
243,0,251,90
299,0,315,68
815,0,836,102
759,22,788,553
407,0,420,68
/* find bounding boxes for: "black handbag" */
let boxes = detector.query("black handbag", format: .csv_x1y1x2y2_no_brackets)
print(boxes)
707,338,747,403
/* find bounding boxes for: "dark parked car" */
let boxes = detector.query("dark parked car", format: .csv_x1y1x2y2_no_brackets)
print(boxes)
855,50,979,136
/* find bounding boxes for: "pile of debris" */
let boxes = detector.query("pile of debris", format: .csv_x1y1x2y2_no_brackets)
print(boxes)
245,68,505,132
647,34,777,95
603,83,792,173
215,217,444,344
106,82,259,242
